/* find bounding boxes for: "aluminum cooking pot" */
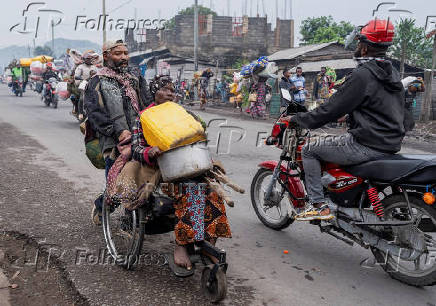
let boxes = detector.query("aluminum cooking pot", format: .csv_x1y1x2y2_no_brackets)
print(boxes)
157,141,212,182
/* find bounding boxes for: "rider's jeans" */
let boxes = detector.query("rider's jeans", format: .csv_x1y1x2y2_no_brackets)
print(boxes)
302,133,390,204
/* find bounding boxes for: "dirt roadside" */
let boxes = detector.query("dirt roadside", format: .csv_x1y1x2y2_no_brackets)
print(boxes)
0,121,254,305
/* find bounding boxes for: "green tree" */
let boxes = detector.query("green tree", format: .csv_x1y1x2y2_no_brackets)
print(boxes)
390,18,433,73
300,16,354,45
33,46,54,57
164,5,217,29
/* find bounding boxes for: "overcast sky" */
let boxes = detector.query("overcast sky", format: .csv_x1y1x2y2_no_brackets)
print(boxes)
2,0,435,50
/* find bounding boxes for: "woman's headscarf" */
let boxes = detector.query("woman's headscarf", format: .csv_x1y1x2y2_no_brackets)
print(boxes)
149,75,173,98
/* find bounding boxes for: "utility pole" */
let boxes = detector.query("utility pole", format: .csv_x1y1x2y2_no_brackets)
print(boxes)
51,20,54,55
284,0,287,19
102,0,107,45
194,0,199,101
289,0,293,19
421,30,436,122
275,0,278,22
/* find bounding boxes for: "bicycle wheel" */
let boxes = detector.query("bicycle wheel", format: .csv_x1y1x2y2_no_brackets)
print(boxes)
102,196,145,270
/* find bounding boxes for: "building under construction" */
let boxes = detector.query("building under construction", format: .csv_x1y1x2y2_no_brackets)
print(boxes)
125,13,294,70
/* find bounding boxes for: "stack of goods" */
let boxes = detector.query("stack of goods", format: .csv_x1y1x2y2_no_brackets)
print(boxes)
19,58,32,67
56,82,70,100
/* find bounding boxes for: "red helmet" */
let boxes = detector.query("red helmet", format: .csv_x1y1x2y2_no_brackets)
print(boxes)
359,19,394,46
46,62,53,68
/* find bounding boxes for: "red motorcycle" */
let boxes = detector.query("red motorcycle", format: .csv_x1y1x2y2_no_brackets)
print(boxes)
251,106,436,286
43,77,59,108
12,76,23,97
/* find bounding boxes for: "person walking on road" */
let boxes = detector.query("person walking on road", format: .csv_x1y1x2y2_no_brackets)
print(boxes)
199,68,214,110
402,77,425,132
279,67,295,113
290,67,307,106
312,67,330,104
85,39,153,225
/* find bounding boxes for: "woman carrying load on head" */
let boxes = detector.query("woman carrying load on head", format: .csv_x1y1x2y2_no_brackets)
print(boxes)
128,75,232,273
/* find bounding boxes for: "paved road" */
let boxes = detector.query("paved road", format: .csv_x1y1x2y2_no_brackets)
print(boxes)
0,85,435,305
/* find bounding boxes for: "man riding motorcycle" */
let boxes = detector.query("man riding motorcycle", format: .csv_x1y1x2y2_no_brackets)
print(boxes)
75,51,98,121
11,63,24,95
42,62,60,100
286,19,405,221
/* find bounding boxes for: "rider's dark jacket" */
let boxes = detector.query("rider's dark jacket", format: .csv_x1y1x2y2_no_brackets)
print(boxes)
291,59,405,153
42,70,60,81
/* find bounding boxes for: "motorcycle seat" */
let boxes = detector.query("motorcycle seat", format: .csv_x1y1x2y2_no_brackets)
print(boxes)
345,154,436,184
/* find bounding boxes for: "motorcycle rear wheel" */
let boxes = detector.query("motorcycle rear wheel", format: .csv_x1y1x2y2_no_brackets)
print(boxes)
371,194,436,287
250,168,294,230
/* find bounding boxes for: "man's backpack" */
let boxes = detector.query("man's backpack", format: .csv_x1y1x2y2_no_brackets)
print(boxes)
80,80,106,169
82,119,106,169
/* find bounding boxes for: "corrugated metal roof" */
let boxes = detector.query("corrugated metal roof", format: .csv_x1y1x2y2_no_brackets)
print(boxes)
290,58,357,72
268,42,338,61
129,46,169,58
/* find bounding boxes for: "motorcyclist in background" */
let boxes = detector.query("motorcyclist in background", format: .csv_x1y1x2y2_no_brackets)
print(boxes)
41,62,60,100
74,51,98,121
11,63,24,94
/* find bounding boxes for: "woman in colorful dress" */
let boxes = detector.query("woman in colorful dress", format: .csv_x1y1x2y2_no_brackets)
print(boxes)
131,75,232,273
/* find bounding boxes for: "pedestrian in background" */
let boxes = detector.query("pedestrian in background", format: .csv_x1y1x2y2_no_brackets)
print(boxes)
312,66,330,104
290,67,307,106
279,67,295,113
403,76,425,132
200,68,214,109
250,75,268,119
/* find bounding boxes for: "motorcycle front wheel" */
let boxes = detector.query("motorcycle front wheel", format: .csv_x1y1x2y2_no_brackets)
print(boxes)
250,168,294,230
372,194,436,287
52,96,58,108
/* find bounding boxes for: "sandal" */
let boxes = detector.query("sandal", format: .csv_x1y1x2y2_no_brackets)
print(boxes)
163,253,195,278
316,204,334,221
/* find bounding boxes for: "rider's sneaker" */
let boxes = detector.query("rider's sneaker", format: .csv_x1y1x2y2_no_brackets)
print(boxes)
295,204,334,221
295,204,318,221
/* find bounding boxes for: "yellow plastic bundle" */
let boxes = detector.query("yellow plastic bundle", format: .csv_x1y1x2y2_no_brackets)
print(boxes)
140,102,206,152
229,82,238,95
19,58,32,67
32,55,54,63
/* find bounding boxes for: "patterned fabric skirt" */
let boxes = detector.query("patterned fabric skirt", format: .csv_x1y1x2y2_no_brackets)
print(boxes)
250,82,266,117
164,182,232,245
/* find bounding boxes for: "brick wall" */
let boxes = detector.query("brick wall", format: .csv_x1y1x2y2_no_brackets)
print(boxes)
126,14,294,66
